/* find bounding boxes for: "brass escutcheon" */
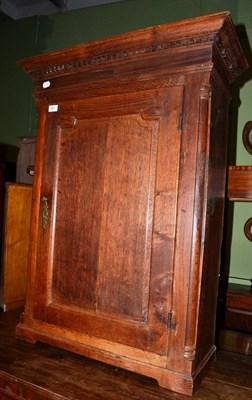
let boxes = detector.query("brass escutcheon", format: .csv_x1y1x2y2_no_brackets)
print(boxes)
41,196,49,230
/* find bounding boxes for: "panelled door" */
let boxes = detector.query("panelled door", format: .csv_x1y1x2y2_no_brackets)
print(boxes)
32,86,183,359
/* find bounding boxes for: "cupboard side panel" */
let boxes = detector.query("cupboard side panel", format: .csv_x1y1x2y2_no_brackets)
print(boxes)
194,73,230,367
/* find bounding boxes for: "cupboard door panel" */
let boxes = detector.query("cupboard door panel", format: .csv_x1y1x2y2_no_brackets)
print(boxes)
53,119,108,309
97,115,157,321
34,87,183,355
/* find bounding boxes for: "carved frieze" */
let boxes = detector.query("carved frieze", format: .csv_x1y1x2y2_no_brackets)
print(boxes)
39,34,216,78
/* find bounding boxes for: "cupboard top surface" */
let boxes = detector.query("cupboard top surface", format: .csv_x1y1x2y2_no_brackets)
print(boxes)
17,11,248,83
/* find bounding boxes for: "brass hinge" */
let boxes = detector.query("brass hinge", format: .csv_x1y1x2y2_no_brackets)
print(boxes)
167,311,176,330
178,111,183,131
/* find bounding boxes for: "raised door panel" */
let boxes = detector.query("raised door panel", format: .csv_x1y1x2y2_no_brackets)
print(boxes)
53,115,155,322
33,87,183,357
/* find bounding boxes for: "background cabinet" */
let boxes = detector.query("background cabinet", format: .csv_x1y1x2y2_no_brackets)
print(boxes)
16,12,248,396
16,137,36,185
0,183,32,311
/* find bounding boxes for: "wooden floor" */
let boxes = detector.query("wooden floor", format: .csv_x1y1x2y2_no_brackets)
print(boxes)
0,309,251,399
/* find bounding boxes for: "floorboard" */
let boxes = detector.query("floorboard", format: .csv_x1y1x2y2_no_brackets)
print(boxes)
0,309,251,399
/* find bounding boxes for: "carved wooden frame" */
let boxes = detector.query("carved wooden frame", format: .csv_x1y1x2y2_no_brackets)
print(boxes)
244,218,252,242
242,121,252,155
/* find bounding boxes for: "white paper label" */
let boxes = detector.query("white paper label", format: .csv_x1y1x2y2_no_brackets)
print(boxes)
42,80,51,89
48,104,58,112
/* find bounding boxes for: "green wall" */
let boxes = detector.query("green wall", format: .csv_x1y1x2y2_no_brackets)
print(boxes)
229,0,252,285
0,0,239,151
0,0,251,284
0,17,37,160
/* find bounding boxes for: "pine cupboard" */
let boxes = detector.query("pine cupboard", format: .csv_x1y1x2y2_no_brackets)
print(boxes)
0,184,32,311
15,12,248,396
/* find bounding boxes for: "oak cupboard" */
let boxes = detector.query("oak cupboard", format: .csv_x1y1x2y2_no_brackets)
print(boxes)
15,12,248,396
